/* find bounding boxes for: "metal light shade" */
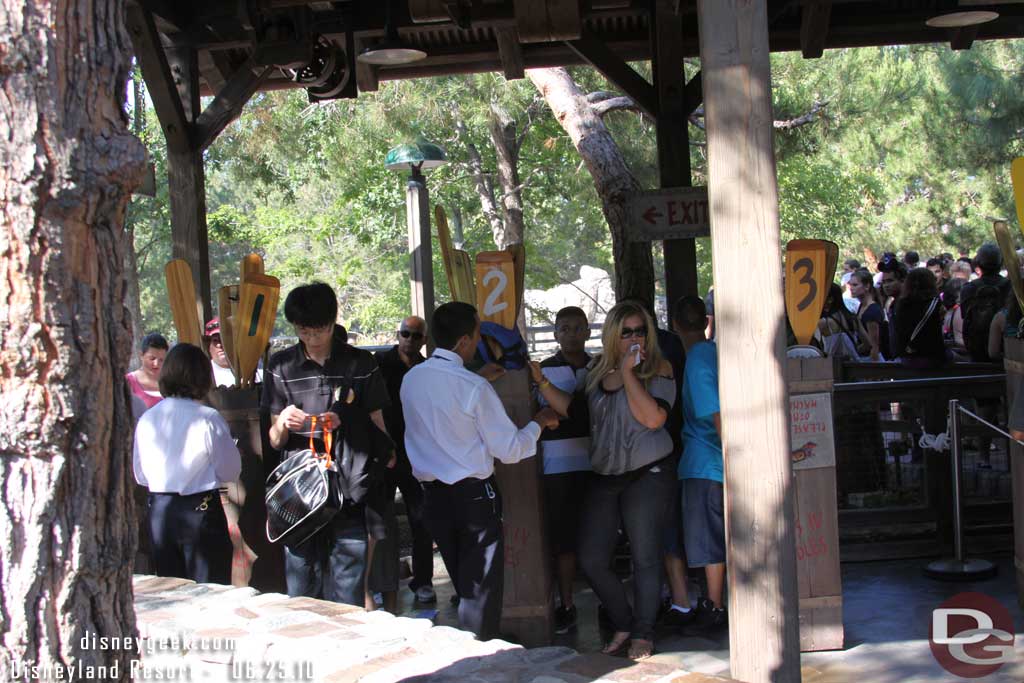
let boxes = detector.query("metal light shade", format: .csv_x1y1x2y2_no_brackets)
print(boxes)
358,42,427,66
925,11,998,28
385,142,448,171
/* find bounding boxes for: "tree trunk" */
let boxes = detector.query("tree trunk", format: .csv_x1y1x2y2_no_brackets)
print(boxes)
528,67,654,308
488,103,527,249
0,1,145,679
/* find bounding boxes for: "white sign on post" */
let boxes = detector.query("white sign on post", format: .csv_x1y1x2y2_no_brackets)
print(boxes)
626,186,710,241
790,392,836,470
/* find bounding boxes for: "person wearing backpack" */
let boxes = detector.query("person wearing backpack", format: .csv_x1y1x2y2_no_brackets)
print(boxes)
960,243,1010,363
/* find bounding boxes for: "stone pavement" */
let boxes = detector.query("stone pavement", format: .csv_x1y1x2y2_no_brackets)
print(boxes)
132,575,735,683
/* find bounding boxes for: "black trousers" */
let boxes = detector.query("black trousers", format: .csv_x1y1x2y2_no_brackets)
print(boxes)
389,466,434,590
148,491,231,584
422,477,504,640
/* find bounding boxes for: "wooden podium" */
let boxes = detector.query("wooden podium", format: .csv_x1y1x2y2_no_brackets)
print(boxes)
787,356,844,651
208,387,285,593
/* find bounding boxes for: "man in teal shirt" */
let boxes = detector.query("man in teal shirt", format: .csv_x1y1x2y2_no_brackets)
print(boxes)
672,295,726,635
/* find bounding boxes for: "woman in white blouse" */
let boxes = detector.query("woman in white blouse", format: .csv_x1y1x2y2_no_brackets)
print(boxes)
133,343,241,584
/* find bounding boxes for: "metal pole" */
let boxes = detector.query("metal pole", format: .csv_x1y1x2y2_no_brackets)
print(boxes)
949,399,964,563
924,399,997,581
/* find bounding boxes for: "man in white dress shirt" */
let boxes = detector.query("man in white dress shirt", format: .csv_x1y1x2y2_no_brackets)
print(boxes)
401,302,559,639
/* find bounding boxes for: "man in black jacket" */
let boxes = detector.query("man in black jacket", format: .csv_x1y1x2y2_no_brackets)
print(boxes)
262,282,391,605
372,316,437,606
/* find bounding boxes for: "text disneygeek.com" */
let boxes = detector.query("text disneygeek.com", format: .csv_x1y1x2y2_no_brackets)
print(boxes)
3,633,314,681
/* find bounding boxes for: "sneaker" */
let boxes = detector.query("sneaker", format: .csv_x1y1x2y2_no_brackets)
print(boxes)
414,585,437,604
684,598,728,636
554,605,577,634
661,604,697,629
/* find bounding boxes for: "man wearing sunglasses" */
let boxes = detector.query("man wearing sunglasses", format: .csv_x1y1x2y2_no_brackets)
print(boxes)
371,317,437,607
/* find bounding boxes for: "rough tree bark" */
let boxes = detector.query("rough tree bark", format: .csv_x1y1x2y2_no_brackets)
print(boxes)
528,67,654,308
0,1,145,679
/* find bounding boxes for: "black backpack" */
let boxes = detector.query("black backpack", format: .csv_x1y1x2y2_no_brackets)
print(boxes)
964,282,1002,362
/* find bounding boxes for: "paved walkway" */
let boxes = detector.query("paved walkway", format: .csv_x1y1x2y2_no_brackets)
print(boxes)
133,575,735,683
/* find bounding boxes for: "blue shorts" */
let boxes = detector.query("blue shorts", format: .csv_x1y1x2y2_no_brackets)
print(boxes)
681,478,725,567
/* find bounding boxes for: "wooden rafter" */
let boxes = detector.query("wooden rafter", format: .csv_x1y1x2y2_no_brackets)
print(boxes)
126,2,191,152
800,0,833,59
566,34,658,120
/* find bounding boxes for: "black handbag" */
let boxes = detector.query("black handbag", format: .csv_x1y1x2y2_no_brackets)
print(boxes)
265,415,341,547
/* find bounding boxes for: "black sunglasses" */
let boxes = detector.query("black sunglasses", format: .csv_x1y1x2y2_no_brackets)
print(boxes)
399,330,425,340
620,326,648,339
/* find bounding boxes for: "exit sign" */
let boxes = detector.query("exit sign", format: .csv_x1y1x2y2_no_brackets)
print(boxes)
626,186,710,241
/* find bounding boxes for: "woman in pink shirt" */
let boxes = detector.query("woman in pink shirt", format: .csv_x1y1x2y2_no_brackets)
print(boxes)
126,333,168,409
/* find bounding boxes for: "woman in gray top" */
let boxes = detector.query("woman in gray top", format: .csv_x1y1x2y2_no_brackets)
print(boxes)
533,301,676,659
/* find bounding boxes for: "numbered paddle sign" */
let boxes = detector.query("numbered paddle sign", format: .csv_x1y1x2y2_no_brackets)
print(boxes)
475,251,518,329
785,240,831,346
993,220,1024,315
1011,157,1024,240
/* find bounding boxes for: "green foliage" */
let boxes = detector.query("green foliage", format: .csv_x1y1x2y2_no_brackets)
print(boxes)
127,41,1024,339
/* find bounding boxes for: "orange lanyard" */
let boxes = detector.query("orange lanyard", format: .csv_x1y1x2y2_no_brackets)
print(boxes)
308,415,333,469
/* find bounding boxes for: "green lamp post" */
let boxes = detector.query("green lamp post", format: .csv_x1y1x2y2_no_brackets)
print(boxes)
385,142,447,322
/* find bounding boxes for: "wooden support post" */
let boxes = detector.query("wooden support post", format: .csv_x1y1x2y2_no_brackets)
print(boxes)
496,28,526,80
406,170,436,321
652,0,699,306
696,1,801,681
168,147,213,324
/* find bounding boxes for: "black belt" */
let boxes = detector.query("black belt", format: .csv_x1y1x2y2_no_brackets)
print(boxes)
422,475,496,489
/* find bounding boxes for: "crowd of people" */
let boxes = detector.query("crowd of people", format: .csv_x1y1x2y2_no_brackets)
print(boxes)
127,281,728,660
126,242,1018,659
806,244,1018,368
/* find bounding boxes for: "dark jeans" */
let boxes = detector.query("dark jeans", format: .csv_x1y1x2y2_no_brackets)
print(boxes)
284,503,367,606
148,491,231,585
391,466,434,590
578,462,675,641
422,477,504,640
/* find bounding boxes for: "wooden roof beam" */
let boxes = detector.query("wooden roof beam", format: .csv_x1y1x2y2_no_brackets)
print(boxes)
496,27,525,80
126,2,191,153
950,25,979,51
566,34,658,119
800,0,832,58
195,58,273,151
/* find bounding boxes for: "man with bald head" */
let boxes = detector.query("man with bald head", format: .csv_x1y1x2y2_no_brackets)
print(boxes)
373,316,436,603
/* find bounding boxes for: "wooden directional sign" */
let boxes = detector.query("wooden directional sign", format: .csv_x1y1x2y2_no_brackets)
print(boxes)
476,251,518,330
1012,157,1024,240
626,186,710,241
785,240,830,346
435,206,476,305
993,220,1024,315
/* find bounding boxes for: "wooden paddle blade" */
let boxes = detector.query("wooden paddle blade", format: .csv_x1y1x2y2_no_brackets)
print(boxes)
235,279,280,387
476,251,517,329
241,253,264,284
218,285,240,382
452,250,477,304
435,205,460,299
165,259,204,347
785,240,830,346
993,220,1024,315
1012,158,1024,240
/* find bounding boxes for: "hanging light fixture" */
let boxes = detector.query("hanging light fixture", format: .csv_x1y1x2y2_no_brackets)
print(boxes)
925,11,999,28
357,0,427,66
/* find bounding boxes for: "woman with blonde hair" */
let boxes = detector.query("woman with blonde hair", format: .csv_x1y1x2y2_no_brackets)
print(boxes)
532,300,676,659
